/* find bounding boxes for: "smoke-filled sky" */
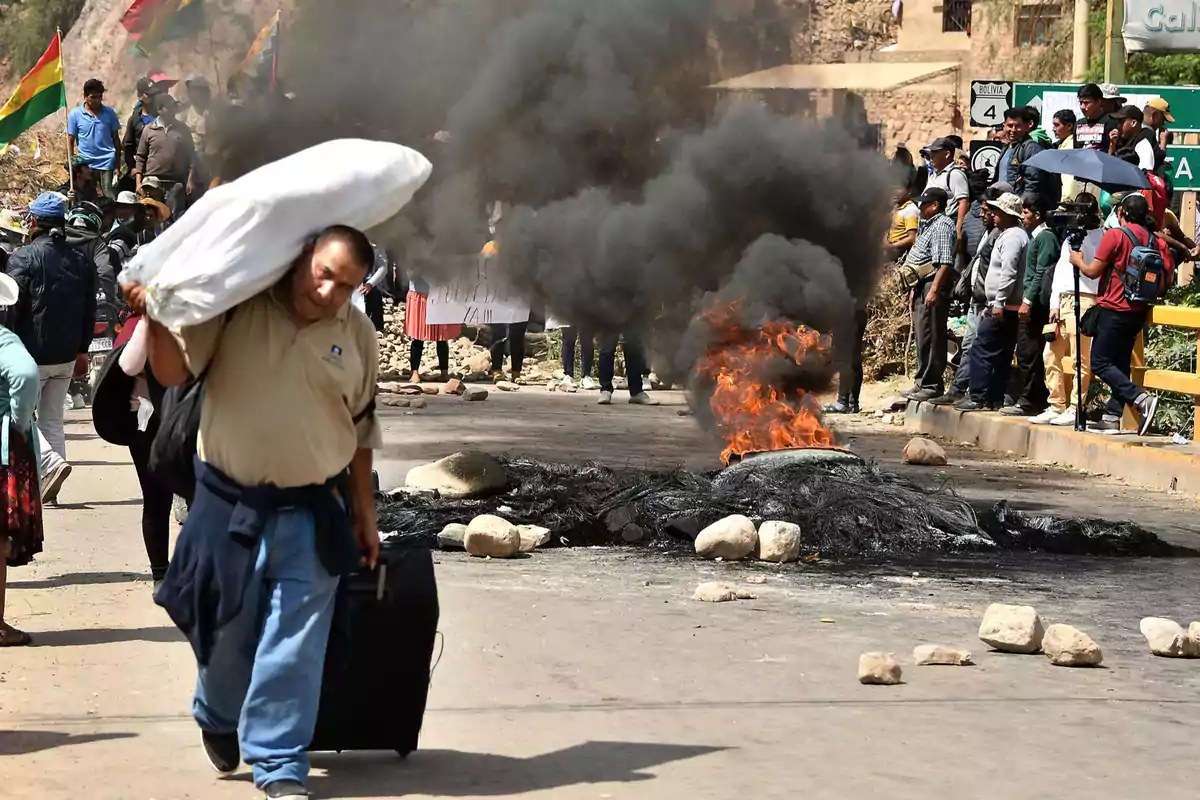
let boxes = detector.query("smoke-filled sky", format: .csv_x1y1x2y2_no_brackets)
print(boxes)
219,0,893,426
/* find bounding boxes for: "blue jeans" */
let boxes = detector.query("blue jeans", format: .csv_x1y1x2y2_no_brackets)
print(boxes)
949,302,984,395
192,508,340,788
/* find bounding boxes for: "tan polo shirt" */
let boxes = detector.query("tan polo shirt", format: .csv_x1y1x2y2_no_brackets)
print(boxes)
174,287,382,488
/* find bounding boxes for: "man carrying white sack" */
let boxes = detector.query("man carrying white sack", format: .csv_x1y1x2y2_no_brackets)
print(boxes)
123,225,381,800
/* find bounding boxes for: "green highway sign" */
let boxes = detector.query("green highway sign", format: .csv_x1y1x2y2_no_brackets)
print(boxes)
1166,145,1200,191
1013,83,1200,132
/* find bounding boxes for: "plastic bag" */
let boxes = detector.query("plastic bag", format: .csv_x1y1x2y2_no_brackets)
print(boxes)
119,139,432,329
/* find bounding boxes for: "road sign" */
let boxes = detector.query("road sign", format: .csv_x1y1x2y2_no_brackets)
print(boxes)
969,140,1004,182
1165,145,1200,191
970,80,1014,128
1013,83,1200,132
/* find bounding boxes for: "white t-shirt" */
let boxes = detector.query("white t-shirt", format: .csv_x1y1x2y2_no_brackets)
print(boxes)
1134,137,1156,171
1049,233,1103,306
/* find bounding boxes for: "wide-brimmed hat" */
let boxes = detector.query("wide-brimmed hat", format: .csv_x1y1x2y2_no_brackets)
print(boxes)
0,273,20,307
114,191,141,207
986,192,1024,219
0,209,28,236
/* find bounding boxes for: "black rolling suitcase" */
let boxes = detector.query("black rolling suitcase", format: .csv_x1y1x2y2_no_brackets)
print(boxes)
310,536,439,756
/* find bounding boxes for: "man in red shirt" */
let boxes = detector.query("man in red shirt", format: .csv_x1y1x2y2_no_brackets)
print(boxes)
1069,194,1174,434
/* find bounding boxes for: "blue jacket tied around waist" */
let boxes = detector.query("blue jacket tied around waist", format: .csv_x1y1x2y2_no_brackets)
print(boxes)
155,459,361,665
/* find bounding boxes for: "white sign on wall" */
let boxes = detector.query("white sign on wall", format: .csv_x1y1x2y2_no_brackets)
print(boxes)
1124,0,1200,52
425,254,531,326
1030,91,1158,138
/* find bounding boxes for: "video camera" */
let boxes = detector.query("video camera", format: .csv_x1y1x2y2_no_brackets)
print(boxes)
1046,201,1102,241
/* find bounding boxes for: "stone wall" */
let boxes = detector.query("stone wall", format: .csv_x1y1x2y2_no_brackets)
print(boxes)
864,88,965,155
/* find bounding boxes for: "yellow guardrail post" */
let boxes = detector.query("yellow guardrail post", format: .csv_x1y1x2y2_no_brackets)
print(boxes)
1132,306,1200,435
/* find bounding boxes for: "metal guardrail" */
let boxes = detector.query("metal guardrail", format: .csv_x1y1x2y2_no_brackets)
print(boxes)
1130,305,1200,432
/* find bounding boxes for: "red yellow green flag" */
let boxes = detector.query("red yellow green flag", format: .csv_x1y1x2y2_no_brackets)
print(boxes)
0,32,67,149
120,0,205,56
235,10,282,93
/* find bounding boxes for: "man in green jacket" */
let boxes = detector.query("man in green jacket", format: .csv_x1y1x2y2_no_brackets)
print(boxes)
1003,194,1060,416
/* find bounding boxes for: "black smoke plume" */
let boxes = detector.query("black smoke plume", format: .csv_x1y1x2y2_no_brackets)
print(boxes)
212,0,893,439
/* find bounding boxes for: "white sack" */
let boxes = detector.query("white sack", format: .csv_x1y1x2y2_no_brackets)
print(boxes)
120,138,432,329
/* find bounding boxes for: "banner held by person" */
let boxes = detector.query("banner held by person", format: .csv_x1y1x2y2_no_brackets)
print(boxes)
0,32,66,151
426,254,532,326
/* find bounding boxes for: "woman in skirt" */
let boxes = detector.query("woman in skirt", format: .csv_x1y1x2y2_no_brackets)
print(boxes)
0,273,43,646
405,275,461,382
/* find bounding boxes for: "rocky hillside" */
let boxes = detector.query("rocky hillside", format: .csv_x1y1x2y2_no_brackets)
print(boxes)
61,0,295,112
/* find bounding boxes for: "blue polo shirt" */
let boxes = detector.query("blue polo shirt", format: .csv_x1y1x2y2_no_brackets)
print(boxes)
67,104,121,171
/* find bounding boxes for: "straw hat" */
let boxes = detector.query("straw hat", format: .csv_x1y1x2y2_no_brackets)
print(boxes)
0,273,20,307
0,209,28,237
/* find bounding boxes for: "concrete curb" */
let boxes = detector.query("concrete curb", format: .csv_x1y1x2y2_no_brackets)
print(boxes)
904,402,1200,496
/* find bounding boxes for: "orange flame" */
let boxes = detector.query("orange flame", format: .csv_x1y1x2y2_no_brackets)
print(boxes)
697,305,835,466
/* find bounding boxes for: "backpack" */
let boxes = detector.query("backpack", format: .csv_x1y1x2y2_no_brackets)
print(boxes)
1115,227,1168,304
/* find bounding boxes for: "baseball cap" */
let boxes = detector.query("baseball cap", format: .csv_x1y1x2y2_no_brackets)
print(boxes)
1113,104,1144,123
989,180,1015,194
1099,83,1126,102
1146,97,1175,122
920,137,957,155
915,187,949,206
29,192,67,220
142,176,163,190
136,77,155,95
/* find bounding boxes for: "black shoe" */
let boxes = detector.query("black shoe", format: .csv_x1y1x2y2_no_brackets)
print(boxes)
264,780,310,798
908,388,941,402
848,401,860,414
201,730,240,774
1136,394,1160,436
954,398,987,412
928,392,963,406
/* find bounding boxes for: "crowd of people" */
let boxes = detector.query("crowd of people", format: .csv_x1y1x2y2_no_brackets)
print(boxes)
830,82,1185,435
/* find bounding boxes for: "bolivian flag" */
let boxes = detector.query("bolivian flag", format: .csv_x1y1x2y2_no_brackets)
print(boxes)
121,0,205,56
0,33,66,149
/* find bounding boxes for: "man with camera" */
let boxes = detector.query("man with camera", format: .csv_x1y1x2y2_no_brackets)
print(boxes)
900,186,958,401
1068,194,1173,434
1032,193,1104,426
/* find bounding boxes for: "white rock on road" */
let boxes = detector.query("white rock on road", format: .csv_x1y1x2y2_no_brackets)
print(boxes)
902,437,948,466
496,381,521,392
1191,622,1200,654
405,451,509,498
858,652,903,685
517,524,552,552
692,582,737,603
464,514,522,558
757,521,801,563
912,644,974,666
438,523,467,550
694,514,758,561
978,603,1045,654
1042,624,1104,667
1140,617,1198,658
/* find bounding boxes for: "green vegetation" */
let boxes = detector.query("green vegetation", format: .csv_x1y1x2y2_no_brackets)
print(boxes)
0,0,85,77
1144,280,1200,438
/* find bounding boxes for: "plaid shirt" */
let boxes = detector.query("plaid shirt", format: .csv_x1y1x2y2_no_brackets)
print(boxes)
904,213,957,269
